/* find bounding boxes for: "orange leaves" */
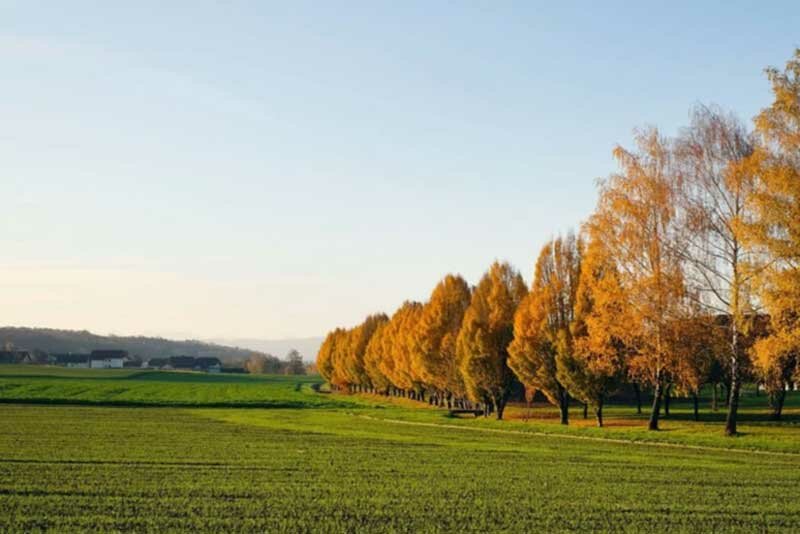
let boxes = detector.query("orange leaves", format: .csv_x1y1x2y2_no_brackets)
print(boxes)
457,262,526,412
414,274,471,396
587,128,686,388
508,235,580,410
312,48,800,431
745,49,800,397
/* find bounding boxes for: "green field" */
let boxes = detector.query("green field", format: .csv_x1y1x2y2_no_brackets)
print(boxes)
2,367,800,532
0,366,348,408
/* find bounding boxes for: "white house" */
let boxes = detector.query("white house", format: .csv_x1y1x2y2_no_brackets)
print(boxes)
89,350,126,369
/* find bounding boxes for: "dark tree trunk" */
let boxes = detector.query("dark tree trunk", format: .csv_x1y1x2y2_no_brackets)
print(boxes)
692,393,699,421
648,381,663,431
494,395,507,420
769,389,786,421
595,399,604,428
663,384,671,417
583,402,588,419
559,390,569,425
633,383,642,415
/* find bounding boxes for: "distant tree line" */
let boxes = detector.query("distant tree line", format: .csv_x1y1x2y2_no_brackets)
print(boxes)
0,327,268,365
318,50,800,436
245,349,307,375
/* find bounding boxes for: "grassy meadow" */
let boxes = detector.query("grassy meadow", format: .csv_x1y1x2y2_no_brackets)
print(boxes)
0,365,347,408
2,366,800,532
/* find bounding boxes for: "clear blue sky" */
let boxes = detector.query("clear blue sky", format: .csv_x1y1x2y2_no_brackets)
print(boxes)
1,1,798,340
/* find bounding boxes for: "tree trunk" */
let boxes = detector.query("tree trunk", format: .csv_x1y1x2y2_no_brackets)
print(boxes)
595,399,604,428
559,390,569,425
648,380,663,431
633,383,642,415
663,384,671,417
692,393,699,421
769,389,786,421
494,395,507,420
725,383,740,436
583,402,588,419
725,377,741,437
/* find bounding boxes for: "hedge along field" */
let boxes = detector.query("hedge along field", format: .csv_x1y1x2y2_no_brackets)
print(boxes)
0,366,351,408
2,404,800,532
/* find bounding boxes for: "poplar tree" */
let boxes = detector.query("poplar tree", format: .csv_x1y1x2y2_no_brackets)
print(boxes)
562,236,628,427
413,274,472,406
508,235,580,425
364,321,392,393
379,301,424,397
317,328,347,390
342,314,388,391
457,261,527,419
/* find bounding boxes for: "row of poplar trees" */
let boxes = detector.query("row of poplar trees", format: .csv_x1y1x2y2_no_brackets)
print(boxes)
318,50,800,436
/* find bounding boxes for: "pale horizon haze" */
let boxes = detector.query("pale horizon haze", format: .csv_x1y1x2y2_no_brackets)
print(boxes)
2,1,798,341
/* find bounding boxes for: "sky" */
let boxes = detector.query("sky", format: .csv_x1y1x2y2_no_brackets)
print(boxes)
1,1,798,341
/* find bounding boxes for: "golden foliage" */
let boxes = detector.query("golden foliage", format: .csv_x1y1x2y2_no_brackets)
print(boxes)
588,128,687,388
413,274,472,398
508,235,580,422
562,236,628,423
744,49,800,404
312,49,800,433
456,261,527,418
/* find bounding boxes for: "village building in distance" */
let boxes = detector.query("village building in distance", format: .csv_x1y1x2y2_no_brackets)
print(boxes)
0,349,38,365
52,350,128,369
2,341,230,374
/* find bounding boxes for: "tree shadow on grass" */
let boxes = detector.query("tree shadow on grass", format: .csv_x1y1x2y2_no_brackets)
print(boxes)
659,411,800,425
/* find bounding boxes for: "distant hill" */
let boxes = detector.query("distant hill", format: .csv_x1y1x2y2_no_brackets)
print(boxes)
209,337,323,362
0,327,268,364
